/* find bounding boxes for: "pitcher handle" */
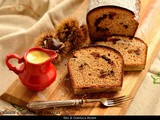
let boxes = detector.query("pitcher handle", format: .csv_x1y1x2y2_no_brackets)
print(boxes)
6,54,25,75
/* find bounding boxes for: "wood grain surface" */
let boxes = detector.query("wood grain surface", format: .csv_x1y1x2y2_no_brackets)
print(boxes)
1,0,160,115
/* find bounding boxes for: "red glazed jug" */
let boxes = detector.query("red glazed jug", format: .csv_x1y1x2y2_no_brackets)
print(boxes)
6,47,57,91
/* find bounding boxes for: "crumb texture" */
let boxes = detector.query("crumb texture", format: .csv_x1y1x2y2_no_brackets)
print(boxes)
87,5,139,41
95,36,148,71
68,46,124,94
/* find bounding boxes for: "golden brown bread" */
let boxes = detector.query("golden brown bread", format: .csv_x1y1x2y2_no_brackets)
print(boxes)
86,0,140,41
95,36,148,71
68,45,124,94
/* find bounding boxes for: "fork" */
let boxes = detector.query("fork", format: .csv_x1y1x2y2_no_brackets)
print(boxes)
27,95,132,110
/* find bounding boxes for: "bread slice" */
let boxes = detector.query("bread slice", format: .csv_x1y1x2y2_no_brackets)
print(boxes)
67,45,124,94
95,36,148,71
86,0,140,41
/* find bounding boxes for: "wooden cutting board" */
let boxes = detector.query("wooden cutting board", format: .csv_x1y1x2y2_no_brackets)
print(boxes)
1,0,160,115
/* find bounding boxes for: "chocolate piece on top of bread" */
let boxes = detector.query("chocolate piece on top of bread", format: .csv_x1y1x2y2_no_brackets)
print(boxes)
68,45,124,94
95,36,148,71
86,0,140,41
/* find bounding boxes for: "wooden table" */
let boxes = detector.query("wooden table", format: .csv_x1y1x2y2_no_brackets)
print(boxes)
1,0,160,115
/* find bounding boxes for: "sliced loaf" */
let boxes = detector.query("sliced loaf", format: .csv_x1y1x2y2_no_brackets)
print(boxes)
67,45,124,94
95,36,148,71
86,0,140,41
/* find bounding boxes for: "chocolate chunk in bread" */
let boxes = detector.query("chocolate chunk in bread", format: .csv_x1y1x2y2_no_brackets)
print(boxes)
95,36,148,71
86,0,140,41
67,45,124,94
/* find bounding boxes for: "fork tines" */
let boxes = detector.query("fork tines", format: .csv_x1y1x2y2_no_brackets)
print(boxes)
107,95,133,106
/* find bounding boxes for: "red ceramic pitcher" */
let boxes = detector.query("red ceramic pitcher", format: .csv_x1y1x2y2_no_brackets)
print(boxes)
6,47,57,91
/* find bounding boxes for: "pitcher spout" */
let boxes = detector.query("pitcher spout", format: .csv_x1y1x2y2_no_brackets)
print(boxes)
44,49,57,61
24,47,57,64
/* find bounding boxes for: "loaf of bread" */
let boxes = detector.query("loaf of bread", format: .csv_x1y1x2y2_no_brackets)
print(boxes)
95,36,148,71
68,45,124,94
86,0,140,41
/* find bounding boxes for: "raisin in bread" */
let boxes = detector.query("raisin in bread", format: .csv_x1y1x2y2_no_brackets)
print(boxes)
86,0,140,41
67,45,124,94
95,36,148,71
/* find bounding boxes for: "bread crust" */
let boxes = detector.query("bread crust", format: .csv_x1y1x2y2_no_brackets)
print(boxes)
87,0,140,20
87,6,139,41
68,45,124,94
87,6,136,18
95,36,148,71
123,37,148,71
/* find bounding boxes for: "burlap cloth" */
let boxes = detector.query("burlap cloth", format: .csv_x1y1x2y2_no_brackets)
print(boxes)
0,0,160,115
